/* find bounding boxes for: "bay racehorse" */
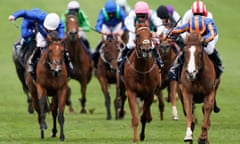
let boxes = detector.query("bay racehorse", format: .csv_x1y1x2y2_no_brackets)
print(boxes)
26,35,68,141
12,35,36,114
179,31,220,144
156,33,181,120
123,21,161,142
95,33,122,120
65,12,93,113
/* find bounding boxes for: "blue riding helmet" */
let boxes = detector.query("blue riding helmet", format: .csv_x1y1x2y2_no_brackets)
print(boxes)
105,1,117,12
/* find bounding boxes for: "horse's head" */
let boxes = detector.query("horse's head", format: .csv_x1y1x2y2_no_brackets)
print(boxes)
158,32,173,55
135,22,154,58
46,38,65,77
100,34,121,71
65,13,79,41
183,31,203,81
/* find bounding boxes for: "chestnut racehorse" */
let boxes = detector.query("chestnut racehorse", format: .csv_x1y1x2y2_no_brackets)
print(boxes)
26,35,68,141
179,31,220,144
65,13,93,113
122,22,161,142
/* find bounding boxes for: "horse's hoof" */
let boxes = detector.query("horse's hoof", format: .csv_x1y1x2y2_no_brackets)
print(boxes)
172,115,179,121
198,138,208,144
28,106,34,114
41,130,44,139
106,115,112,120
140,133,145,141
214,106,220,113
80,109,87,114
60,134,65,141
184,136,193,143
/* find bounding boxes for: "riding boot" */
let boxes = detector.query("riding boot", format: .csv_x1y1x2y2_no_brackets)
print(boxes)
64,49,74,76
208,49,224,79
118,46,132,75
152,48,164,69
168,52,184,81
28,47,41,81
14,38,25,56
93,41,103,68
81,38,90,49
175,36,185,50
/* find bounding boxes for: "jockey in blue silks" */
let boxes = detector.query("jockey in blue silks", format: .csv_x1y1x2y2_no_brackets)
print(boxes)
9,8,73,80
168,1,224,81
93,0,127,68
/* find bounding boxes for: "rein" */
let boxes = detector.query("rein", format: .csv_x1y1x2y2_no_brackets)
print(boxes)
126,56,157,74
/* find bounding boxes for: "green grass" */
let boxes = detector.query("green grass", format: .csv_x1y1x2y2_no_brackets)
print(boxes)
0,0,240,143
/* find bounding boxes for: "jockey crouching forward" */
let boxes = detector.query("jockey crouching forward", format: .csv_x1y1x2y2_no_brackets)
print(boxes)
12,9,39,59
8,9,74,81
61,0,91,49
93,0,127,68
118,1,165,75
168,2,224,82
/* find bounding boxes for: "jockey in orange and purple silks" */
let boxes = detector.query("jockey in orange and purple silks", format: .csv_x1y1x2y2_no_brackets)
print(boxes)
168,5,224,81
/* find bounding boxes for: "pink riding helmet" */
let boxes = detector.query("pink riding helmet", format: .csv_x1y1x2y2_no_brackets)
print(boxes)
134,1,149,14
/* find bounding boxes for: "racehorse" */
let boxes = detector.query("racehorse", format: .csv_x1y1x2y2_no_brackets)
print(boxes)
179,31,220,144
122,21,161,142
26,34,68,141
156,33,181,120
12,36,36,114
95,33,122,120
65,12,93,113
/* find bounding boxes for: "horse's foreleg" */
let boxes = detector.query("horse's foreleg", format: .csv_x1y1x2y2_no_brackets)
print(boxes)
79,82,87,113
170,81,179,120
38,96,48,139
181,87,193,142
199,92,215,143
127,91,139,142
51,97,58,138
58,88,67,141
140,99,153,141
156,90,164,120
99,78,112,120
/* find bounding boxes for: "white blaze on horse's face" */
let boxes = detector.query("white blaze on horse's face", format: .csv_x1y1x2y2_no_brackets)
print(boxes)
186,46,198,80
140,39,153,58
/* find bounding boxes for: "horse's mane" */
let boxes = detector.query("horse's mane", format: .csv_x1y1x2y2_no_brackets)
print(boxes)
185,31,202,46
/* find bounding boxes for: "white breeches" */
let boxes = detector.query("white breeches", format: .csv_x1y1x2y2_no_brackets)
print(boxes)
36,32,47,48
101,23,122,40
126,31,136,49
205,34,218,55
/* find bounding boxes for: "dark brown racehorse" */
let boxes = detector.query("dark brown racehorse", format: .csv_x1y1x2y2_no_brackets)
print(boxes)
26,35,68,141
65,13,93,113
122,22,161,142
95,34,122,120
179,31,220,144
12,36,36,114
156,33,181,120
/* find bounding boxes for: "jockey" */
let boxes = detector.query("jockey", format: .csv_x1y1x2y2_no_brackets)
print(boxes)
115,0,131,15
61,0,91,49
119,1,164,72
8,9,73,80
93,0,127,68
168,1,224,81
181,0,213,39
12,8,39,57
156,5,185,49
